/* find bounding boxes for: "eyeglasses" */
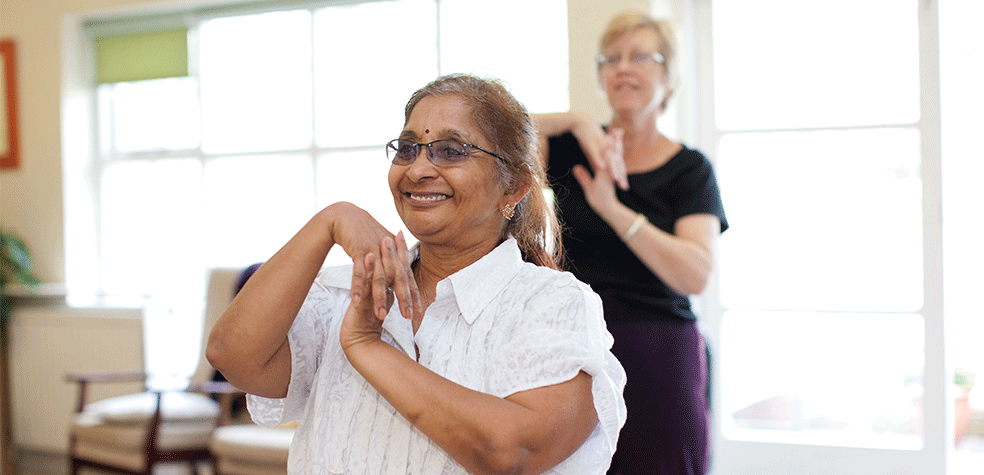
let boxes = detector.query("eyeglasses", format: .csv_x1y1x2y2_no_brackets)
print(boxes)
596,51,665,69
385,138,505,167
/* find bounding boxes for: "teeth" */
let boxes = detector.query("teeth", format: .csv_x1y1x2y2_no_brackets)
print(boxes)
409,193,448,202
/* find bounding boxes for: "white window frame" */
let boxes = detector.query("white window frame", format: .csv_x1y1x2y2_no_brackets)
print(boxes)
664,0,951,472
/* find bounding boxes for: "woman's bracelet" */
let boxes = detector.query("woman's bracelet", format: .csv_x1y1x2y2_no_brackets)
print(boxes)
621,212,648,241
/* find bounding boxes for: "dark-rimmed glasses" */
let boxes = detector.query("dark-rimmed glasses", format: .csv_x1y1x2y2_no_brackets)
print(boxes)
385,139,506,167
596,51,665,69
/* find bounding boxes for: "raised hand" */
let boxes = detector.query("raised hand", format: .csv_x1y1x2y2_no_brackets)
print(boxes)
570,113,628,191
329,204,419,321
340,251,389,351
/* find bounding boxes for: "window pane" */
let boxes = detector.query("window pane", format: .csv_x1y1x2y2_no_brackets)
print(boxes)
202,154,315,266
143,298,205,389
721,310,924,449
712,0,919,130
941,0,984,438
313,0,437,148
199,11,313,153
102,77,200,152
717,128,922,312
316,150,411,266
100,159,204,297
439,0,570,113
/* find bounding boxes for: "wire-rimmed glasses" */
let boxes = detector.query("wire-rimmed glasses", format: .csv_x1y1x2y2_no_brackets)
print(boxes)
385,138,506,167
596,51,665,69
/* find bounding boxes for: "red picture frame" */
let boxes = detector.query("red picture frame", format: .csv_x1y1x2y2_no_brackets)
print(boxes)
1,38,20,169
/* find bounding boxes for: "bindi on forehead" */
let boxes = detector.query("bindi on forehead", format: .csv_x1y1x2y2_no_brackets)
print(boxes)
425,129,429,134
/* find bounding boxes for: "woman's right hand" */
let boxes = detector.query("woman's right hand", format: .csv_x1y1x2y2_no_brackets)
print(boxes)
568,111,628,190
327,203,420,321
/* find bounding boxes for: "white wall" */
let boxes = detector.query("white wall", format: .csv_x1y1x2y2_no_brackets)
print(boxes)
9,303,142,452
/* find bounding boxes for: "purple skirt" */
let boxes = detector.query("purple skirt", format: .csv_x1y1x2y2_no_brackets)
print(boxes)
606,320,710,475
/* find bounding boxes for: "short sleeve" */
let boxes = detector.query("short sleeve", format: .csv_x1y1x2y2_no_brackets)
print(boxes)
247,268,348,427
672,151,729,232
487,281,599,397
487,272,626,462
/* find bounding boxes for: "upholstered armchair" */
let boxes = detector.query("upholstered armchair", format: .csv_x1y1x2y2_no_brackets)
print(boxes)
65,268,243,475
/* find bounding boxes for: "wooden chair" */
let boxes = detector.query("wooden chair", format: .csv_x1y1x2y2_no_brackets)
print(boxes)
65,268,243,475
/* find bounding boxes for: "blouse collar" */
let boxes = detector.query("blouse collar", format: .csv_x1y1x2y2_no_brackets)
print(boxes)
442,236,525,325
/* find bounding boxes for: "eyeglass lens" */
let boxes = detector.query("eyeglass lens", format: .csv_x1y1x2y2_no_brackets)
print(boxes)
387,139,471,166
598,51,664,68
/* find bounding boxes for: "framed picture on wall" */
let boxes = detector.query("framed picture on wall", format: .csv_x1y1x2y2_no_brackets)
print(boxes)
1,38,20,169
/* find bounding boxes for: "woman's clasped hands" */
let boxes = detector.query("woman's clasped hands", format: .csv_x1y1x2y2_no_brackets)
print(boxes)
571,125,628,217
337,217,421,353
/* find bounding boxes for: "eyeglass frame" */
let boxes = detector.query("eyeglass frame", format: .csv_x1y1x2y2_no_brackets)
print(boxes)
385,138,506,167
596,51,666,69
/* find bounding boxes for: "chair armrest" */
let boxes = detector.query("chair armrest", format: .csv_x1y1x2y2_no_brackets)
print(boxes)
190,381,247,426
65,370,148,384
65,371,150,412
190,381,243,395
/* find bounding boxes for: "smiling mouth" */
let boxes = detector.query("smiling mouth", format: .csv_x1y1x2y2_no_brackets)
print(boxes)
406,192,450,203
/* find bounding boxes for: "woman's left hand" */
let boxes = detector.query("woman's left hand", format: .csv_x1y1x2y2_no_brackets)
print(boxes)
341,232,420,351
572,162,622,220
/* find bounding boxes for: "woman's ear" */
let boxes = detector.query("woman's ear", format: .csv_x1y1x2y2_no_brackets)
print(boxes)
505,182,532,209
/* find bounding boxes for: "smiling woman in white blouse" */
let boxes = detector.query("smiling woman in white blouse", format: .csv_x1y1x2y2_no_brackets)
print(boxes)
206,74,626,475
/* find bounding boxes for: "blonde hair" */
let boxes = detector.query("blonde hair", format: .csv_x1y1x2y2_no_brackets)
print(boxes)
599,10,680,112
404,74,562,269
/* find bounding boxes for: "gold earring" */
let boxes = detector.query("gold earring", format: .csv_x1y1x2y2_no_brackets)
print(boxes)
501,203,515,220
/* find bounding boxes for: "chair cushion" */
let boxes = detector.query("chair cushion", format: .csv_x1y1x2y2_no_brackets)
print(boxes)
72,411,216,450
72,419,215,472
84,391,220,424
210,425,293,466
216,458,289,475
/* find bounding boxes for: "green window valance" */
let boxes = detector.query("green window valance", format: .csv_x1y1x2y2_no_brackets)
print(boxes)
94,28,188,84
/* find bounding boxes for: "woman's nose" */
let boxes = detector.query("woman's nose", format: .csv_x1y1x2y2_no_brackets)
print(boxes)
405,147,438,179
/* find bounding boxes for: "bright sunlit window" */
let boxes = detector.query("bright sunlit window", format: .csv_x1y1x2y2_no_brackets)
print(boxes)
78,0,569,306
712,0,926,448
71,0,569,383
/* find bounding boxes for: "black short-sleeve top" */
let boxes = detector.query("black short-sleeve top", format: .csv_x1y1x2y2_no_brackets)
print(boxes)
546,132,729,323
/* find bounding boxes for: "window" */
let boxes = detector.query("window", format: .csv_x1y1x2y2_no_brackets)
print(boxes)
712,0,927,447
68,0,569,305
694,0,982,471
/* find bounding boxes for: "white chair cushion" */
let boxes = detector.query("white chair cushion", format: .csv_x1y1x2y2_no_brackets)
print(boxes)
210,425,293,466
84,391,220,424
72,411,216,450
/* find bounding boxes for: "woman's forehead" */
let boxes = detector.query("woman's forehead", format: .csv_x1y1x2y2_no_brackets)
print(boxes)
404,95,483,142
606,27,659,51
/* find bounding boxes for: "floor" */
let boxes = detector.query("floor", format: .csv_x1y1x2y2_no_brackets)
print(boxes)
14,441,984,475
13,451,212,475
15,451,64,475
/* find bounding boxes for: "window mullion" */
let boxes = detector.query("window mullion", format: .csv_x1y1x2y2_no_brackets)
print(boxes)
917,0,947,470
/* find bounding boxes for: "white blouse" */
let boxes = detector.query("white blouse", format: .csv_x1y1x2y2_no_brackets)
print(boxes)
248,237,626,474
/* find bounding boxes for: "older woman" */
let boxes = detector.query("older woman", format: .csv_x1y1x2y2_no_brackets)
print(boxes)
207,74,626,475
534,10,728,475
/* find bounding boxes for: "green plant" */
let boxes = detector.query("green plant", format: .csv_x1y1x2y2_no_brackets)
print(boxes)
955,368,977,390
0,229,42,334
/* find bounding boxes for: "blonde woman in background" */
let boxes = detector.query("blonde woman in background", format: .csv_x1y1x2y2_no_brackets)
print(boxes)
535,10,728,475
